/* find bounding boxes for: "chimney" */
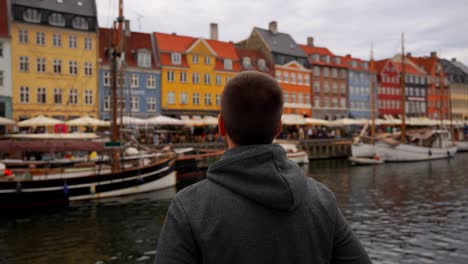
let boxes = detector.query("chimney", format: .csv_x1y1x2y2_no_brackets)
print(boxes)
345,54,351,58
406,52,411,57
307,37,314,47
430,51,437,58
269,21,278,34
210,23,218,41
452,58,457,62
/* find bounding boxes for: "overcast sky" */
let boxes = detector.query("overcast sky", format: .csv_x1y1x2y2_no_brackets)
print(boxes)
97,0,468,65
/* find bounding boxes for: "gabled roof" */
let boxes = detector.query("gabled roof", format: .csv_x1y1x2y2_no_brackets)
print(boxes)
375,59,392,74
12,0,97,17
254,27,307,58
392,62,424,76
235,47,273,74
186,38,217,56
299,44,334,57
451,60,468,75
341,55,370,72
299,44,347,68
206,39,239,60
407,56,437,74
99,28,157,69
154,32,197,53
0,0,8,38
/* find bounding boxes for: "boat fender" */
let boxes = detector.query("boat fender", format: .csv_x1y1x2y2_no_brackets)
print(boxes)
63,182,69,196
428,150,432,156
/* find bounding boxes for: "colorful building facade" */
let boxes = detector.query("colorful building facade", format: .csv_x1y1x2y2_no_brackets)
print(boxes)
98,28,161,120
10,0,99,121
238,22,312,116
0,0,12,123
440,58,468,121
376,59,402,117
343,55,375,119
154,30,240,117
300,39,348,120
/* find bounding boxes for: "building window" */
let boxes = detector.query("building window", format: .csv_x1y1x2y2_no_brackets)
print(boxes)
130,74,139,88
204,74,211,85
84,62,92,76
69,35,77,49
258,59,266,69
283,72,289,83
205,56,210,65
291,73,296,84
167,71,174,82
171,53,181,65
192,55,199,64
137,52,151,67
314,97,320,107
69,60,78,75
36,58,46,73
37,87,46,104
291,93,296,103
19,56,29,72
305,94,310,105
72,16,89,30
297,73,303,85
340,98,346,108
323,67,329,77
297,93,303,104
147,97,157,112
204,93,211,105
53,33,61,47
313,66,320,77
53,59,62,73
54,88,62,104
324,82,330,93
104,72,112,86
84,90,93,105
192,73,200,84
180,72,187,83
147,75,156,88
216,75,222,85
243,57,251,69
304,75,310,85
332,68,338,78
331,98,338,108
180,92,188,105
216,94,221,106
193,93,200,105
104,96,111,111
23,9,41,23
224,59,232,70
0,71,3,86
20,86,30,103
49,13,65,27
69,89,78,104
332,83,338,94
19,30,28,44
167,92,175,105
284,92,289,103
313,81,320,93
340,84,346,94
36,32,45,45
85,38,92,50
131,97,139,112
276,71,282,82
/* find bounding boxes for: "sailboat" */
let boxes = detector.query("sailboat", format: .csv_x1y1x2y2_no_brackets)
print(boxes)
0,0,177,209
374,34,458,162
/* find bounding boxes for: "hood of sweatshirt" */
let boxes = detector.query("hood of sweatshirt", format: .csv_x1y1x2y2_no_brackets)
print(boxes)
206,144,308,211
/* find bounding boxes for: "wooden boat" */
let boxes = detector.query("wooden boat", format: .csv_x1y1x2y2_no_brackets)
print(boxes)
279,144,309,164
349,156,384,165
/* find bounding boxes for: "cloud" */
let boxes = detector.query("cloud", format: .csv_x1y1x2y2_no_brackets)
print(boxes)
97,0,468,65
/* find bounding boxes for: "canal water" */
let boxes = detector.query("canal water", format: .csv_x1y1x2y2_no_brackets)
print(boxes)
1,153,468,264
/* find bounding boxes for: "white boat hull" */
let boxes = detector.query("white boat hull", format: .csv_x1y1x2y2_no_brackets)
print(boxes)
375,143,458,162
455,141,468,152
351,143,375,158
349,156,384,165
287,151,309,164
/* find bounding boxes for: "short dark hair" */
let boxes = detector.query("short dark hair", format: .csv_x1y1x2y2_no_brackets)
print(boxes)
221,71,283,145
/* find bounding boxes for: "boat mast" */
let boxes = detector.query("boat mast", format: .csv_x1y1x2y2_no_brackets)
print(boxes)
400,33,406,143
110,0,125,172
370,43,376,137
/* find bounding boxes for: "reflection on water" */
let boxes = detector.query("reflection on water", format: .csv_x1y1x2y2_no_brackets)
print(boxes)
1,154,468,263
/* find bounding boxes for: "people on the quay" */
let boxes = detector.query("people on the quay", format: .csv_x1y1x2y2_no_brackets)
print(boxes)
155,71,371,264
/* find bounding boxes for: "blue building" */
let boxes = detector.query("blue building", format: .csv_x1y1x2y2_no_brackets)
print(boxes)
344,56,377,119
98,29,161,120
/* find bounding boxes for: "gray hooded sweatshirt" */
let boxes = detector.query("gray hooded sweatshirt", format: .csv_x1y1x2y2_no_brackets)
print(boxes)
155,144,371,264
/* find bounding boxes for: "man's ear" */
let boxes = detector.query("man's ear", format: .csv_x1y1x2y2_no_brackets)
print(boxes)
218,114,226,136
275,120,283,138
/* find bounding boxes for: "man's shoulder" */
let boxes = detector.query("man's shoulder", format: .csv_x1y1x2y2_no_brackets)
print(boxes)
174,179,218,204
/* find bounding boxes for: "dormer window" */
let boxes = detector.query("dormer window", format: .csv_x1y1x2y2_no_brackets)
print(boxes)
24,9,41,23
258,59,266,69
49,13,65,27
224,59,232,70
72,16,89,30
138,52,151,68
242,57,251,69
333,57,341,64
351,60,358,68
311,54,320,62
171,53,181,65
362,62,368,69
322,55,330,64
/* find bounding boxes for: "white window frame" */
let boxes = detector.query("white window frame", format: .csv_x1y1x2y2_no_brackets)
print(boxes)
204,93,211,105
36,57,46,73
147,75,156,88
54,88,63,104
53,33,61,47
69,60,78,75
130,74,139,88
131,97,139,112
104,72,112,86
167,71,174,82
276,71,282,82
204,74,211,85
20,86,30,103
84,38,92,50
19,30,28,44
49,13,65,27
171,53,181,65
19,56,29,72
53,59,62,74
216,75,222,86
72,16,89,30
192,55,199,64
216,94,221,106
36,32,45,45
37,87,46,104
180,92,188,105
205,56,210,65
84,62,92,76
224,59,232,70
192,73,200,84
147,97,157,112
180,72,187,83
69,89,78,105
193,93,200,105
104,96,111,111
167,92,175,105
84,90,93,105
69,35,77,49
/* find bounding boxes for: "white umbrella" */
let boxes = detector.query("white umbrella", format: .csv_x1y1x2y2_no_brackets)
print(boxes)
328,118,368,127
304,118,329,126
117,116,147,126
202,116,219,126
182,115,205,126
17,115,65,127
146,115,184,126
281,114,305,125
0,117,15,125
66,115,110,127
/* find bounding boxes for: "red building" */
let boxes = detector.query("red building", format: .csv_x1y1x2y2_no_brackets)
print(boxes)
376,59,402,117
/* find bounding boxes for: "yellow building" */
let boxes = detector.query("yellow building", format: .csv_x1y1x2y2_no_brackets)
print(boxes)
154,30,240,117
10,0,98,121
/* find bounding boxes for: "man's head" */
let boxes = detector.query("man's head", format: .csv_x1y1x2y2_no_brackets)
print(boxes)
219,71,283,146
